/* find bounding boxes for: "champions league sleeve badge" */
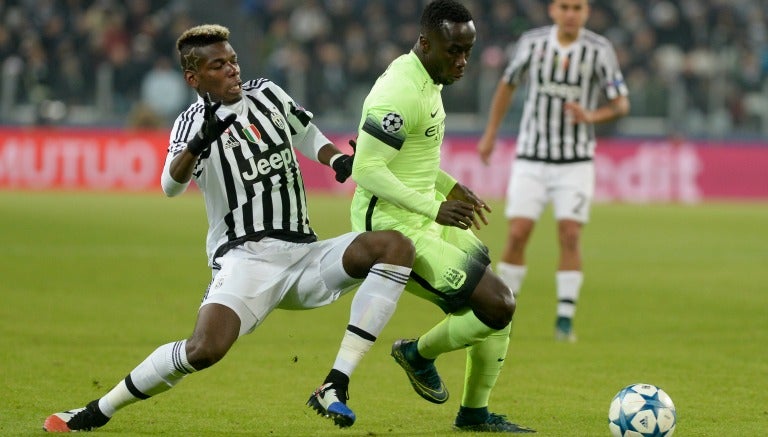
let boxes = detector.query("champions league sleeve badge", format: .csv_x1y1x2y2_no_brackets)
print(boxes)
381,112,403,133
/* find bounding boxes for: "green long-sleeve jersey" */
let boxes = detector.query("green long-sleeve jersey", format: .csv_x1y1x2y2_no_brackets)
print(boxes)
351,51,457,232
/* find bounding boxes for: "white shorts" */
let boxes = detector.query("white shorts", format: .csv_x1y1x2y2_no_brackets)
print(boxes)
202,232,361,336
505,160,594,223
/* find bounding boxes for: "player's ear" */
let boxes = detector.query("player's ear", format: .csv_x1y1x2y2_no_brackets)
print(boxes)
184,70,198,88
418,34,430,53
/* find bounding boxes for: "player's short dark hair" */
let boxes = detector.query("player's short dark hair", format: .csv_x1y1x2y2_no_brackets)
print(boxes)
176,24,230,71
420,0,473,33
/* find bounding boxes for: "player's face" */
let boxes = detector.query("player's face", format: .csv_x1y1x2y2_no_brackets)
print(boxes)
185,41,243,104
549,0,589,39
423,20,476,86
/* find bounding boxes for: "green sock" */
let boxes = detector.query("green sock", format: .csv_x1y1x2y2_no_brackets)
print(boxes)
417,308,496,359
461,323,511,408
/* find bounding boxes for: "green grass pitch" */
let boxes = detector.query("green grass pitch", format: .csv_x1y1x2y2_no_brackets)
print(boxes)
1,191,766,436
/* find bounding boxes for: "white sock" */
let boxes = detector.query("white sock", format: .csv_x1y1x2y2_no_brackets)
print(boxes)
497,262,527,298
99,340,196,417
556,271,583,318
333,263,410,376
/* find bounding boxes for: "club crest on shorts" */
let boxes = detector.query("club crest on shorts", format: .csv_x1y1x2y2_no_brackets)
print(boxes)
443,267,467,289
381,112,403,133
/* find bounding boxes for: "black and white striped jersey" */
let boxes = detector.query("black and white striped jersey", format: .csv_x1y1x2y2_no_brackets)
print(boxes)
503,25,628,163
164,79,329,266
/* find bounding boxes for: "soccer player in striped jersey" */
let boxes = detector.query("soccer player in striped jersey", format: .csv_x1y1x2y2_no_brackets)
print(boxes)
351,1,534,433
478,0,630,342
43,24,415,432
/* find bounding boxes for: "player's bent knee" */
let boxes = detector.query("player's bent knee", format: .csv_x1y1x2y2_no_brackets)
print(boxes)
493,295,516,328
185,338,230,370
472,286,515,330
380,230,416,265
473,306,512,331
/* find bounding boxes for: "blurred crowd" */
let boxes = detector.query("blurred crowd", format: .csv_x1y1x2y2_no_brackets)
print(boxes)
1,0,766,137
0,0,195,127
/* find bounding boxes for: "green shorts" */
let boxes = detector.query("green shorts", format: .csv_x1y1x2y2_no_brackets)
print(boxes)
352,196,491,313
404,221,490,313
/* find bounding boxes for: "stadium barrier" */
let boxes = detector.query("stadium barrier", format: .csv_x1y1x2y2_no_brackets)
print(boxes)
1,128,766,202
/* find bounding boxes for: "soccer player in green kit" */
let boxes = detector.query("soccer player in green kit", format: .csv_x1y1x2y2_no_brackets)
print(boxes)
347,0,535,433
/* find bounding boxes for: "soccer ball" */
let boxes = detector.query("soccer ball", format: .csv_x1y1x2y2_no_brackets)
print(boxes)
608,383,676,437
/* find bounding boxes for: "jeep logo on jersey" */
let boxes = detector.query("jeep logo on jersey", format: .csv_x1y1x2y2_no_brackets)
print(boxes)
241,144,295,182
443,267,467,289
539,82,582,101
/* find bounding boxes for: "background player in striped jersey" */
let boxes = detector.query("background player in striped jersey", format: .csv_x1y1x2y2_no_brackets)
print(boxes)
350,0,534,433
43,24,415,432
477,0,629,342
